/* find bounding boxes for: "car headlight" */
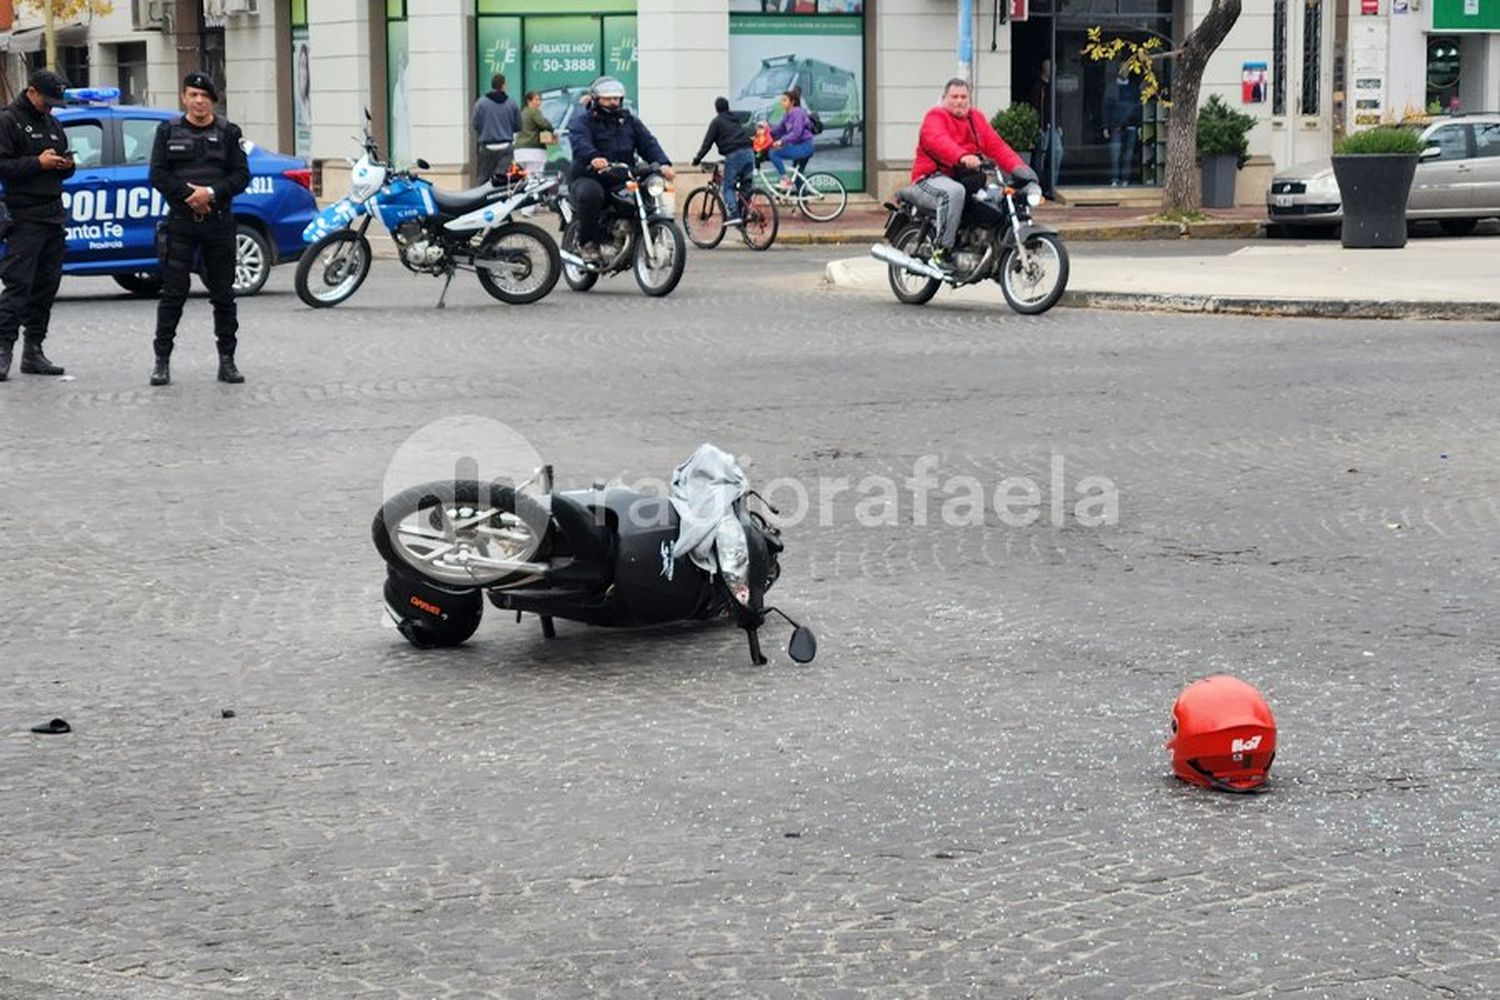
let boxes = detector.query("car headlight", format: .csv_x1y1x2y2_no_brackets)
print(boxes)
1026,183,1043,208
645,175,667,199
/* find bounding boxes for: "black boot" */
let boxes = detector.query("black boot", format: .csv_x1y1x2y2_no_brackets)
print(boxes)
0,344,11,382
217,353,244,384
20,342,63,376
150,356,171,386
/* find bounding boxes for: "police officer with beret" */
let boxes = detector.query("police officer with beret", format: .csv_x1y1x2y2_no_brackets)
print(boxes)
148,72,249,386
0,70,74,382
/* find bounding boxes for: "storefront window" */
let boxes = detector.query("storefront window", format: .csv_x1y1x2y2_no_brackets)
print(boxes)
1012,0,1171,188
728,7,866,190
1425,36,1461,113
476,0,637,173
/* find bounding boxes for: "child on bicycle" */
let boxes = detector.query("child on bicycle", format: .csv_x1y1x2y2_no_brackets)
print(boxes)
690,97,756,226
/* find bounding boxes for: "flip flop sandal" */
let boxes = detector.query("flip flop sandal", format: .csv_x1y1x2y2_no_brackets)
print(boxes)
30,718,71,735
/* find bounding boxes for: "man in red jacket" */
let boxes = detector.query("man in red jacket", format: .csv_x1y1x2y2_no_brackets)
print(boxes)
908,78,1035,273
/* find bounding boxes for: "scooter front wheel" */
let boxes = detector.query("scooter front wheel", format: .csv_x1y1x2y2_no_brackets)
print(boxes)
372,479,551,588
476,222,561,304
294,230,372,308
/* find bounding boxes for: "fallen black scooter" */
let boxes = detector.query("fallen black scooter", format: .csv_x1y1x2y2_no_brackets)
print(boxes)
373,464,815,665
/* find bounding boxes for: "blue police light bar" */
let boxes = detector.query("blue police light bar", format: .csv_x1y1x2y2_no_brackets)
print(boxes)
64,87,121,104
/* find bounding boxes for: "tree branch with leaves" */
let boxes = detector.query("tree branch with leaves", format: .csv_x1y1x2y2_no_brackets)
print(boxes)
19,0,114,76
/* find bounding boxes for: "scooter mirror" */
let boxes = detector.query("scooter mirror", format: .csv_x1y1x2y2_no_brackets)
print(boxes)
788,626,817,664
364,107,372,122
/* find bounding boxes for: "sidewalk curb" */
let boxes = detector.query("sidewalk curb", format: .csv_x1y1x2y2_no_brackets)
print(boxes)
823,259,1500,321
777,219,1264,245
1058,290,1500,321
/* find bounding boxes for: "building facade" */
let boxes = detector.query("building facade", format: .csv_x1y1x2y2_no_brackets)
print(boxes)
2,0,1496,204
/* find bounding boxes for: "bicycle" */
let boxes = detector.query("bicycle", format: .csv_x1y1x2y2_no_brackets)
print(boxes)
682,160,780,251
753,151,848,223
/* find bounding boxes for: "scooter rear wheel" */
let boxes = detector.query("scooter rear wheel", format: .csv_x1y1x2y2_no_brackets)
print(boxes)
560,221,599,292
476,222,561,304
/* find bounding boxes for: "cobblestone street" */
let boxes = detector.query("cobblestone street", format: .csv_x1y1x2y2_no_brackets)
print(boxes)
2,246,1497,998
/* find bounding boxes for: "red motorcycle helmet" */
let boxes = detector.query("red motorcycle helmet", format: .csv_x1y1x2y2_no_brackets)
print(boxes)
1166,675,1277,793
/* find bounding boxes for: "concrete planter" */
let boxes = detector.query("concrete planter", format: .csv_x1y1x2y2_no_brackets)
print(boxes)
1331,153,1418,249
1200,153,1238,208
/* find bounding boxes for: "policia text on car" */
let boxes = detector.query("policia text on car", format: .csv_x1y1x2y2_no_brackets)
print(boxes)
149,72,250,387
0,70,74,382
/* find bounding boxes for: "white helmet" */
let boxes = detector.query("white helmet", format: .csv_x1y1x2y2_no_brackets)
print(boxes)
589,76,627,100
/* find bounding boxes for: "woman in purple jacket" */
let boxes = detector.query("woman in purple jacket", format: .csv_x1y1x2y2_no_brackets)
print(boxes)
768,88,814,189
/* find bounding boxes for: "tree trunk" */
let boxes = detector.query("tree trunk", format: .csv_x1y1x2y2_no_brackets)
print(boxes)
1162,0,1242,213
44,2,56,73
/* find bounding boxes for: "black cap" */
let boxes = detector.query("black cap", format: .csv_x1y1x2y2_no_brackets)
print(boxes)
27,70,69,108
183,71,218,102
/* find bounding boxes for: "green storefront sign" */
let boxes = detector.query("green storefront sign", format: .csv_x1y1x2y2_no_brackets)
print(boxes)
525,16,602,92
477,17,523,85
1433,0,1500,29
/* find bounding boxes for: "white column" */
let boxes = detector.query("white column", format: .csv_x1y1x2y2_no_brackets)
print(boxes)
224,11,283,150
307,0,374,165
407,0,472,184
638,0,727,166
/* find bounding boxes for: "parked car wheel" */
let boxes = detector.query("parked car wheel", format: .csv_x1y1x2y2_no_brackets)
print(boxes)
232,223,273,296
112,272,164,297
1438,218,1479,237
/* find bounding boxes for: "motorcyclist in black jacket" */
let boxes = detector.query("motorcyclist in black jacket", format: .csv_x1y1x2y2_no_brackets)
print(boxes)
567,76,674,262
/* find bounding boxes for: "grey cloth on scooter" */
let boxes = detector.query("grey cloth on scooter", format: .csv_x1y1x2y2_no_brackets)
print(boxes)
670,443,751,591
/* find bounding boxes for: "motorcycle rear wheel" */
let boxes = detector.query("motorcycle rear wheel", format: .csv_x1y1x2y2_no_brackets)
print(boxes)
476,222,561,304
373,479,551,588
560,221,599,292
998,232,1069,315
887,224,940,305
634,219,687,297
295,230,372,308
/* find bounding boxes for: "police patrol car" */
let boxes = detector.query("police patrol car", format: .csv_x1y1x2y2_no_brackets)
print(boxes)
0,87,318,296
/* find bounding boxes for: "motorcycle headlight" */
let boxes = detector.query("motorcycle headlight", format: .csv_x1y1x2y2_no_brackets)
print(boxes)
1026,183,1043,208
645,174,667,199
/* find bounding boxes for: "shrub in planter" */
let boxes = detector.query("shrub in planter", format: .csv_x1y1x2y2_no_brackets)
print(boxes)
1197,95,1256,208
1332,126,1425,248
991,103,1041,157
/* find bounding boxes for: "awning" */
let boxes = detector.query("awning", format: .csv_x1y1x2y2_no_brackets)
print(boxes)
0,23,89,53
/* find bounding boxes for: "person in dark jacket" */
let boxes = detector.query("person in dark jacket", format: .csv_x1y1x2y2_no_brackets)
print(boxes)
691,97,755,225
148,72,250,386
1103,66,1143,186
0,70,74,381
472,73,523,182
567,76,674,262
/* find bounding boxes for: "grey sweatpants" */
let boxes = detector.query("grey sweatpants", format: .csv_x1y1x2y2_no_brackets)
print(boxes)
903,174,967,252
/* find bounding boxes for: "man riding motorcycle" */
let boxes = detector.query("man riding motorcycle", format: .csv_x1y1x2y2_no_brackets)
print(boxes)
567,76,676,263
907,78,1035,275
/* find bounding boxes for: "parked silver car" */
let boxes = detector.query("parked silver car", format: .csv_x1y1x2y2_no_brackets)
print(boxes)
1267,113,1500,235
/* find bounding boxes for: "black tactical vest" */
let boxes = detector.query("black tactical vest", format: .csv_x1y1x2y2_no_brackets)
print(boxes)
161,118,235,193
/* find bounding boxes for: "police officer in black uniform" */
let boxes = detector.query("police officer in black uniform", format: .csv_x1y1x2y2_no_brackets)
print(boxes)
0,70,74,382
148,72,249,386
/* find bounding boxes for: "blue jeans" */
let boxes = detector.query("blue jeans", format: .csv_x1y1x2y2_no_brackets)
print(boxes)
1108,126,1138,184
723,147,755,217
769,141,814,178
1030,126,1062,194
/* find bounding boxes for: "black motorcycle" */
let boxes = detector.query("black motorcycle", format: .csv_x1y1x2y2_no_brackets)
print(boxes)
871,161,1069,315
373,464,815,666
557,162,688,297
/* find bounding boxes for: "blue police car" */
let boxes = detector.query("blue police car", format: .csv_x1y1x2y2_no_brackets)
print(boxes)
0,88,317,296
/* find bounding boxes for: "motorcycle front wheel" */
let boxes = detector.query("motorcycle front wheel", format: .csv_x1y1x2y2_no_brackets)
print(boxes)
560,221,599,292
476,222,561,304
634,219,687,297
998,233,1069,315
294,230,372,308
373,479,551,589
887,224,940,306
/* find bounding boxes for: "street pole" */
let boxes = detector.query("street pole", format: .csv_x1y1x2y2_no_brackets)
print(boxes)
958,0,973,82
